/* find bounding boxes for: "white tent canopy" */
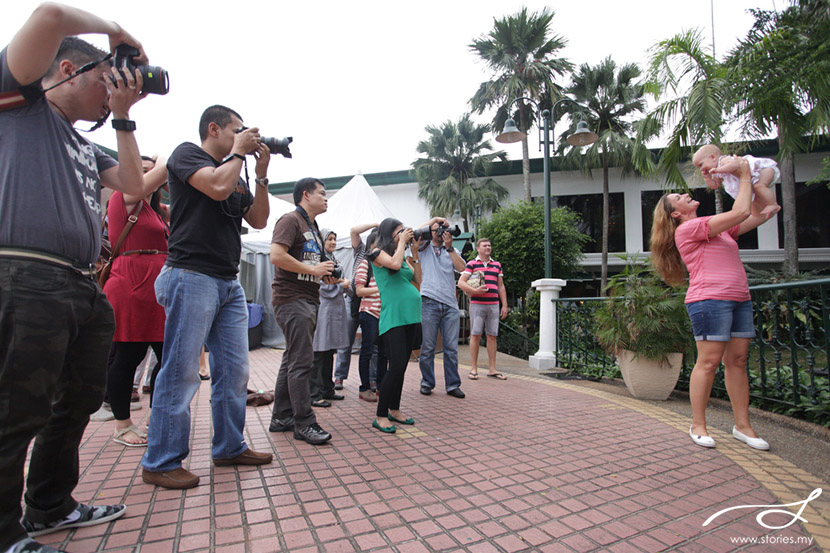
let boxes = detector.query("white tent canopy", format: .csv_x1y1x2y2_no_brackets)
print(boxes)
316,174,396,276
316,174,396,249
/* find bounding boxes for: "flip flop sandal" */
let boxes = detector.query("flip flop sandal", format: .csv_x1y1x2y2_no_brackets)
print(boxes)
486,373,507,380
113,425,148,447
468,372,479,380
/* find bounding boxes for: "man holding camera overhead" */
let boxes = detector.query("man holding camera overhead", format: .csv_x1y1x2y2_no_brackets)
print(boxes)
0,3,164,550
141,105,273,490
269,178,336,445
417,219,467,398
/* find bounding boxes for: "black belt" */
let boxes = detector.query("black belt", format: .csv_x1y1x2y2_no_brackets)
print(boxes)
0,247,97,278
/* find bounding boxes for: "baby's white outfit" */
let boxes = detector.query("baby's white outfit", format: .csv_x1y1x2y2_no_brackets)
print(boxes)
715,155,780,199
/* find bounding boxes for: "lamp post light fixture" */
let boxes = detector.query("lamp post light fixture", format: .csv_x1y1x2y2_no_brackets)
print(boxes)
495,97,598,279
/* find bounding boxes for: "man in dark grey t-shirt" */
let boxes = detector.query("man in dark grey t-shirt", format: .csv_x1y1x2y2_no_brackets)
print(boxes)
0,4,162,552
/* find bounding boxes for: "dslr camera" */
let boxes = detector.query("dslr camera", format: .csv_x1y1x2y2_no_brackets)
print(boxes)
112,44,169,95
322,253,342,279
412,222,462,242
236,127,293,158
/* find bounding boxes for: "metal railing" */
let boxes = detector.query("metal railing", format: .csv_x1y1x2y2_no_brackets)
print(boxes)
495,321,539,360
552,278,830,424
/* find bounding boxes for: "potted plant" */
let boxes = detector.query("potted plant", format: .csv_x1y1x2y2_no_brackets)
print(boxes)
594,258,694,400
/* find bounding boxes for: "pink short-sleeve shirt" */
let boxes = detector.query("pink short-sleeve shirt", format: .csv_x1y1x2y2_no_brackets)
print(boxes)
674,216,750,303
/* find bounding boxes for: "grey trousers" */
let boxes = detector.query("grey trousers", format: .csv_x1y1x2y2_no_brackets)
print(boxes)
272,299,318,427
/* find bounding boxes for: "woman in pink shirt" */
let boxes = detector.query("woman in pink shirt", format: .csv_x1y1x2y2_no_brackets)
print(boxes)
650,158,770,451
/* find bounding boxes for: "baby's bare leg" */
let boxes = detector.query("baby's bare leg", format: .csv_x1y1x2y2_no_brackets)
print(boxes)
754,167,780,218
754,182,780,218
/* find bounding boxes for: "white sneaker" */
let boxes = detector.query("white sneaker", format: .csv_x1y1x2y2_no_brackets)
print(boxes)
689,425,715,448
90,404,114,422
732,426,770,450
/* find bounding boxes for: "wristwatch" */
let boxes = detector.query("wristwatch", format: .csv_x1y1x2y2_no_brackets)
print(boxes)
255,177,269,187
111,119,136,132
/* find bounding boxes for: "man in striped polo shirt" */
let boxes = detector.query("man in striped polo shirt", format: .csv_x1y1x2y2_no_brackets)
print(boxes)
458,238,508,380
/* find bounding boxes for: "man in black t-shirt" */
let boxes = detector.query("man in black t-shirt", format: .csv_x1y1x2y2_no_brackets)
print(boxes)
141,105,273,490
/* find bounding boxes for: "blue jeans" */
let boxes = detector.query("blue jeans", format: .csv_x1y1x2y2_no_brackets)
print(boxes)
334,297,359,380
142,267,250,472
419,297,461,391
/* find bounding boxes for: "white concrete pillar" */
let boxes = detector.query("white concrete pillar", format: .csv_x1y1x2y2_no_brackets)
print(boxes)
529,278,566,371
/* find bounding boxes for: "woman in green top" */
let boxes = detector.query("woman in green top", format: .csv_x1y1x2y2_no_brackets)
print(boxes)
370,218,423,433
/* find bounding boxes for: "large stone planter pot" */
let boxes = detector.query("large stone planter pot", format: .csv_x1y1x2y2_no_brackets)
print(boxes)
617,349,682,401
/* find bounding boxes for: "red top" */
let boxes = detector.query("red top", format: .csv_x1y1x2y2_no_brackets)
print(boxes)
675,216,750,303
463,257,503,305
103,192,169,342
354,259,381,319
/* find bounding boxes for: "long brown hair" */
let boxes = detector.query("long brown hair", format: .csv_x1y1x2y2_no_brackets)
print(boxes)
650,194,686,286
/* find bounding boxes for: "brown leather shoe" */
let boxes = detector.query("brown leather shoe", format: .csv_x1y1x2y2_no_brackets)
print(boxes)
213,448,273,467
141,467,199,489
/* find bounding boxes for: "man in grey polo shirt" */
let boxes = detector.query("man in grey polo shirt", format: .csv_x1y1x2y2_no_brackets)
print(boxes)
417,220,466,398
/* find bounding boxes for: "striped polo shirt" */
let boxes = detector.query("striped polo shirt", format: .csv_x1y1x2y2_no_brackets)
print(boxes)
463,257,503,305
675,216,750,303
354,259,381,319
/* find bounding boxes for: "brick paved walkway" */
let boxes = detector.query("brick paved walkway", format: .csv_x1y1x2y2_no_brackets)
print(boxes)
33,347,829,553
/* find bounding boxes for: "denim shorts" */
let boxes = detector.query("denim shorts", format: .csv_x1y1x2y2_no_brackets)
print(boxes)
469,303,499,336
686,299,756,342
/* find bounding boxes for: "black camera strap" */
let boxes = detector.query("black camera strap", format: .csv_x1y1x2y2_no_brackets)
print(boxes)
296,206,326,262
216,154,253,219
1,52,113,132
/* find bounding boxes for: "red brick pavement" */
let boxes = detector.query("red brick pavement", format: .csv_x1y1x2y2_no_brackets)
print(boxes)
33,347,823,552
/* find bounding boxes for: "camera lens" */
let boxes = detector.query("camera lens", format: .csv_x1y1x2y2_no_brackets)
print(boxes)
138,64,169,95
262,136,293,158
412,226,432,242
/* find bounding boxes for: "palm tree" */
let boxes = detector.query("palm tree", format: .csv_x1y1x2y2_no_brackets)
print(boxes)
724,3,830,275
411,114,508,230
560,57,654,294
469,7,573,202
643,29,731,192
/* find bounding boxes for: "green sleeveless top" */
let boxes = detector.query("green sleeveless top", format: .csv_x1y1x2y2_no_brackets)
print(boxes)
374,262,422,335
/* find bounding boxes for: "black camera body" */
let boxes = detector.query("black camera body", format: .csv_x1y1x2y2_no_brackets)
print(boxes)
113,44,169,95
412,223,462,242
321,250,342,279
262,136,293,158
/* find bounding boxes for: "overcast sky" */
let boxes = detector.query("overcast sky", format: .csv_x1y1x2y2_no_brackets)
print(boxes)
3,1,776,184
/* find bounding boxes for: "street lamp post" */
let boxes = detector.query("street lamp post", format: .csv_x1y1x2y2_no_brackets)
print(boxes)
495,97,598,278
496,97,598,371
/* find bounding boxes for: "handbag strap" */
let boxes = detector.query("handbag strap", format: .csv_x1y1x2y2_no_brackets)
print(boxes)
108,201,144,261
